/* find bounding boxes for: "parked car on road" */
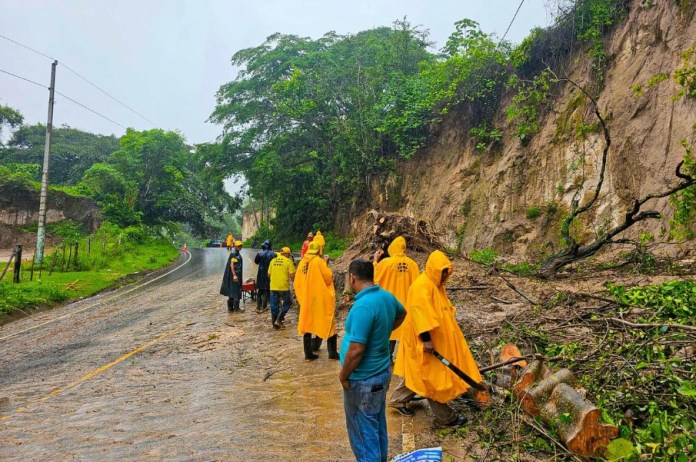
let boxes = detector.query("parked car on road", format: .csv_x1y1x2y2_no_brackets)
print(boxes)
207,239,223,248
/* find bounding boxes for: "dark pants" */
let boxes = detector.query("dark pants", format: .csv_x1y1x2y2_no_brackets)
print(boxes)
257,288,270,311
270,290,291,322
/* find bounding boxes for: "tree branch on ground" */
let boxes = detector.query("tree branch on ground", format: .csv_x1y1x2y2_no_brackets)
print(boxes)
538,71,696,278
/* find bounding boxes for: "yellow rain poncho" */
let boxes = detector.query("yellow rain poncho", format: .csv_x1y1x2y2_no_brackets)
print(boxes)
393,250,482,403
313,231,326,254
293,242,336,339
374,236,420,340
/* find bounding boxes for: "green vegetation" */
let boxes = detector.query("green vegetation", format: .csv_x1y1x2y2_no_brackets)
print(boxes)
495,280,695,461
469,125,502,151
503,262,540,276
0,222,179,319
0,104,23,137
0,121,239,240
525,206,543,219
506,70,553,144
469,247,498,266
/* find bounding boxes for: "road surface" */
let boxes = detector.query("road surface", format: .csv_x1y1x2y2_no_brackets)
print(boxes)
0,248,425,460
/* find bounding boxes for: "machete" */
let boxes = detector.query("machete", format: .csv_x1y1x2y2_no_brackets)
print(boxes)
433,350,487,391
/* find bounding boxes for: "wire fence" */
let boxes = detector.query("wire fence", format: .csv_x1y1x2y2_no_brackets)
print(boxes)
1,234,126,284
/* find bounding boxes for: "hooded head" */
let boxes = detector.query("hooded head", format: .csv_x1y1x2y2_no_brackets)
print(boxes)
387,236,407,257
424,250,453,287
262,240,271,250
306,241,320,255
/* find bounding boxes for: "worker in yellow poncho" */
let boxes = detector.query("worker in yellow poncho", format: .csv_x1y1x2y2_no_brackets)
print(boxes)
225,233,234,250
313,230,326,255
390,250,482,427
293,241,338,361
374,236,420,360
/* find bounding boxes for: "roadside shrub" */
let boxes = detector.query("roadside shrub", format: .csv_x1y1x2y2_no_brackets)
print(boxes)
469,247,498,266
526,206,542,219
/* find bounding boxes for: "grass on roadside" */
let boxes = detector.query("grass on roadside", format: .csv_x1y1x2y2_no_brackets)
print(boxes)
0,239,179,319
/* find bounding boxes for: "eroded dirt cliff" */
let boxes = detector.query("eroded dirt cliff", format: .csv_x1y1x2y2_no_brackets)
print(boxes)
370,0,696,262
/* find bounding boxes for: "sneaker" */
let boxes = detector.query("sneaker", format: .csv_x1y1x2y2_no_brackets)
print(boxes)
274,320,285,330
435,415,468,428
390,405,415,417
304,353,319,362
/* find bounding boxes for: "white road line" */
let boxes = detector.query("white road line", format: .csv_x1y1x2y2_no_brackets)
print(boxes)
0,251,193,342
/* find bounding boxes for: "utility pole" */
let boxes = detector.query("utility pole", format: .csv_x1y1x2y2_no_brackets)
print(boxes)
35,60,57,264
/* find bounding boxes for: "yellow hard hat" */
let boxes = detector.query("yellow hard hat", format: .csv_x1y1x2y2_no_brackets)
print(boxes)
234,240,243,246
282,246,291,254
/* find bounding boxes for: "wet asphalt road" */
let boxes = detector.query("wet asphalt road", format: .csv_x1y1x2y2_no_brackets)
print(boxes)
0,248,417,461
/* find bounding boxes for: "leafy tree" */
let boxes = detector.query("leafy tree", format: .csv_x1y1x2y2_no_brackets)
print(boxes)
210,21,435,238
0,124,119,185
0,105,23,139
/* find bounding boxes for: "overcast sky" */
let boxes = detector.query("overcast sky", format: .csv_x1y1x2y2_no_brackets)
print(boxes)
1,0,554,145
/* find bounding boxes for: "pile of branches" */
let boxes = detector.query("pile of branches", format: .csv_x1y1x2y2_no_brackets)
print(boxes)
482,282,696,460
337,210,444,264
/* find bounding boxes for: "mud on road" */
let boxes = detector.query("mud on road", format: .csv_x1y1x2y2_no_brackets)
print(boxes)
0,248,438,461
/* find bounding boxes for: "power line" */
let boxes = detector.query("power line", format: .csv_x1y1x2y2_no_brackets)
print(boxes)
0,68,47,89
61,64,158,127
0,66,128,130
0,33,55,61
55,91,128,130
0,33,158,127
501,0,526,42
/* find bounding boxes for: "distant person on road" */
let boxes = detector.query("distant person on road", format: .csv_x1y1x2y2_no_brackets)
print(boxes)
313,230,326,255
220,240,244,312
389,250,482,426
268,246,296,329
254,240,276,313
374,236,420,361
226,233,234,251
294,241,338,361
300,232,313,257
339,259,406,462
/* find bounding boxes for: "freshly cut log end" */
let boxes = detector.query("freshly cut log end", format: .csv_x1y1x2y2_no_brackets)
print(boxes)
500,345,618,458
541,383,619,458
513,359,549,415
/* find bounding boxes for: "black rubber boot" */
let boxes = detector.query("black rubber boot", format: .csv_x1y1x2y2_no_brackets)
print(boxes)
303,334,318,361
312,337,323,351
327,335,339,360
227,298,234,312
233,299,243,312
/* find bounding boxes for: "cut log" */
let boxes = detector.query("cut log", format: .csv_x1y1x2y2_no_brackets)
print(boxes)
540,383,618,458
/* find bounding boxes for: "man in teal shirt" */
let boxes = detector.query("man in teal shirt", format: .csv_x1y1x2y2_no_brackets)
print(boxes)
339,259,406,462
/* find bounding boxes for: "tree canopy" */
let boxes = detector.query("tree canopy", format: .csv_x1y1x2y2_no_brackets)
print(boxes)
0,124,120,185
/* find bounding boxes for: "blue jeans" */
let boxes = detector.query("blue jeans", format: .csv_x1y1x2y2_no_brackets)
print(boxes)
270,290,291,320
343,367,391,462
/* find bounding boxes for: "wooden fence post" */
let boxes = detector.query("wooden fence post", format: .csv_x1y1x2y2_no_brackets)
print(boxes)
30,252,36,281
73,243,79,270
13,244,22,283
